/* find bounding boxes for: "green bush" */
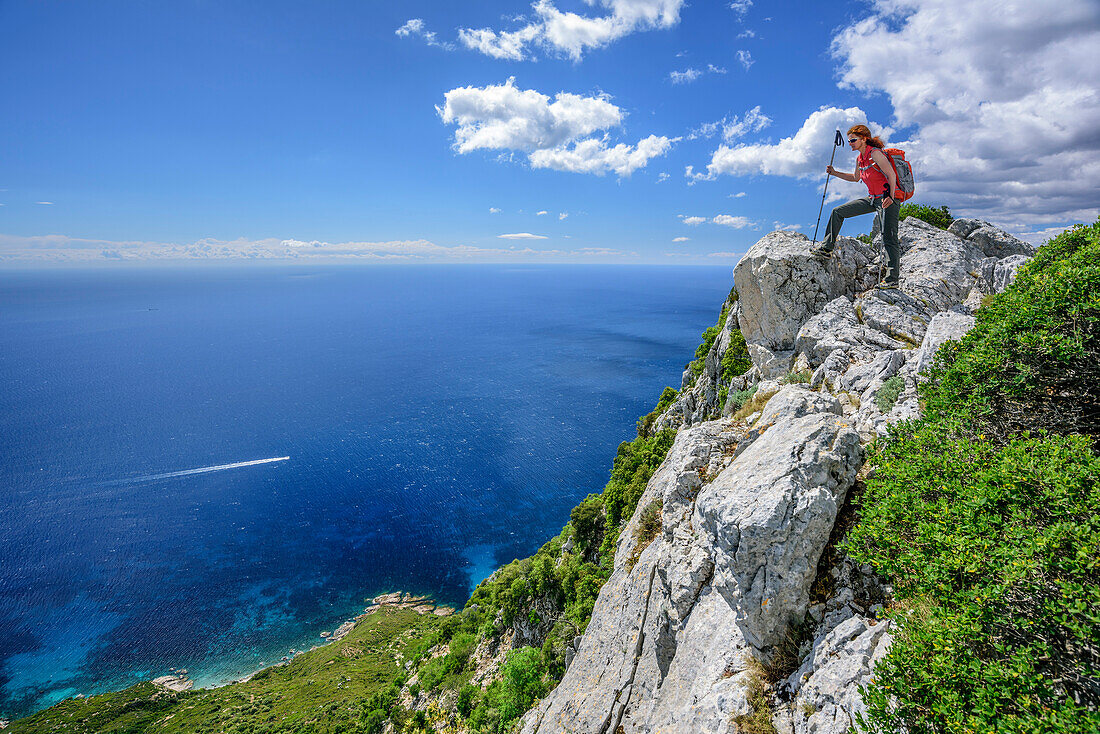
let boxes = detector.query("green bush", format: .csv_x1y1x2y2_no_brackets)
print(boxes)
848,218,1100,733
637,386,678,437
600,430,677,532
569,494,605,553
899,203,954,230
850,429,1100,732
780,369,812,385
456,684,478,718
921,218,1100,443
873,375,904,413
497,647,547,726
727,385,757,413
690,325,721,377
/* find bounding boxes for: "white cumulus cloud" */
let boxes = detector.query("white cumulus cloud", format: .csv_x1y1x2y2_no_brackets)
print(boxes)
713,214,752,228
459,0,685,62
439,78,675,177
672,236,690,242
498,232,549,240
691,105,890,181
728,1,753,20
680,215,706,225
529,134,674,176
536,210,549,215
669,68,702,84
736,49,753,70
670,63,726,84
396,18,455,50
831,0,1100,226
559,212,569,219
689,106,771,142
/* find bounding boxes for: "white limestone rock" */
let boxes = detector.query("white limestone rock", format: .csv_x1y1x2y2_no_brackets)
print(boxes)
911,311,977,376
776,615,893,734
855,287,933,348
748,343,795,380
521,407,863,734
991,253,1031,293
751,386,842,433
837,350,908,399
948,218,1035,259
733,232,848,354
897,219,987,314
795,297,901,370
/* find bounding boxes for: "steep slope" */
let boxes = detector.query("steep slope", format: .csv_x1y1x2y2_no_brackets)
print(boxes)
520,216,1040,734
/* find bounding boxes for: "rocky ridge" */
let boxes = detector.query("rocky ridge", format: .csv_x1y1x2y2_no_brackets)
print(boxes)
519,218,1034,734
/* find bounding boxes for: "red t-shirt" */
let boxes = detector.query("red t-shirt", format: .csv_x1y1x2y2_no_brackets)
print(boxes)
857,147,891,197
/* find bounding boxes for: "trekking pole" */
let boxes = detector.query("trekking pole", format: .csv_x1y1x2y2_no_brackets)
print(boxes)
812,130,845,245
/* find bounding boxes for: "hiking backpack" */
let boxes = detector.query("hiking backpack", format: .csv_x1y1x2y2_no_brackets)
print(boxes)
878,148,915,202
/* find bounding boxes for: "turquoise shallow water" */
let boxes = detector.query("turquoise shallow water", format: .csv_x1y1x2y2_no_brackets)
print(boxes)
0,263,733,717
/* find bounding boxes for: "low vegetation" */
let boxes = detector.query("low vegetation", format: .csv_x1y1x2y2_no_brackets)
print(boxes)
627,499,663,570
637,385,678,437
780,369,812,385
847,218,1100,733
873,375,904,413
7,607,436,734
899,203,954,230
731,657,778,734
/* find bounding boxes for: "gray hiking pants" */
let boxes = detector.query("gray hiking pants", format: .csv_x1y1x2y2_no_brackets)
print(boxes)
822,195,900,283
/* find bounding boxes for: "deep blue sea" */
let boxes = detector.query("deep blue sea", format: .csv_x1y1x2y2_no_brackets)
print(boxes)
0,264,732,718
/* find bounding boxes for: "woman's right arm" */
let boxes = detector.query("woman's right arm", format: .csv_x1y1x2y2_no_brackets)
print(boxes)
826,165,859,182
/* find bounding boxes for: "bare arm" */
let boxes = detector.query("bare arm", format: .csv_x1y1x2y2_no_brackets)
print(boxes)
825,164,859,182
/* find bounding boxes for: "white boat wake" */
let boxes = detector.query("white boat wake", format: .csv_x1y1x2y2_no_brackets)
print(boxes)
100,456,290,486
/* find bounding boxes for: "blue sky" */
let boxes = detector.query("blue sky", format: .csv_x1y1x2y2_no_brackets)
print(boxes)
1,0,1097,263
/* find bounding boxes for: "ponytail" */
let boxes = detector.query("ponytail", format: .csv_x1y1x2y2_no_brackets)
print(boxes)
847,124,885,148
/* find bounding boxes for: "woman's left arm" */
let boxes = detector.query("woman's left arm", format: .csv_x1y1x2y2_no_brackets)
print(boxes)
871,148,898,203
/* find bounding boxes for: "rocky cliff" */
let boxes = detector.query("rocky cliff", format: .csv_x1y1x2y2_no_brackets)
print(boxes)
519,217,1035,734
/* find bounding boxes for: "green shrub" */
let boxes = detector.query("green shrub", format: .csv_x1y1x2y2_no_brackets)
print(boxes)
637,386,678,437
921,218,1100,443
873,375,904,413
727,384,758,413
848,218,1100,733
497,647,547,726
781,369,812,385
456,684,478,718
363,709,387,734
721,330,752,382
850,429,1100,732
690,326,721,377
444,632,476,676
899,203,954,230
600,429,677,531
569,494,605,552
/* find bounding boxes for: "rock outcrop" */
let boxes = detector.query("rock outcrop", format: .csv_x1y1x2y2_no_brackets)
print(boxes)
521,217,1033,734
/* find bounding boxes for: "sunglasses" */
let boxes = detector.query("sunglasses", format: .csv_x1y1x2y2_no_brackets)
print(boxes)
847,138,860,143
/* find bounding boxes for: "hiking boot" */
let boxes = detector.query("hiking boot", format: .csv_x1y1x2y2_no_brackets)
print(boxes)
810,245,833,259
875,279,900,290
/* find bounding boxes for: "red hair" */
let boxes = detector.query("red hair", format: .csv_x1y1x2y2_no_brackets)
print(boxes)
847,124,885,149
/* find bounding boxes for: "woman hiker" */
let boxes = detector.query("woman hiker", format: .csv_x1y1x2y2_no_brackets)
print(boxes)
810,125,900,288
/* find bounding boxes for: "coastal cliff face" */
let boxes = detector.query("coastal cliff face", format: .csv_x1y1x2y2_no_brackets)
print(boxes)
519,218,1035,734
